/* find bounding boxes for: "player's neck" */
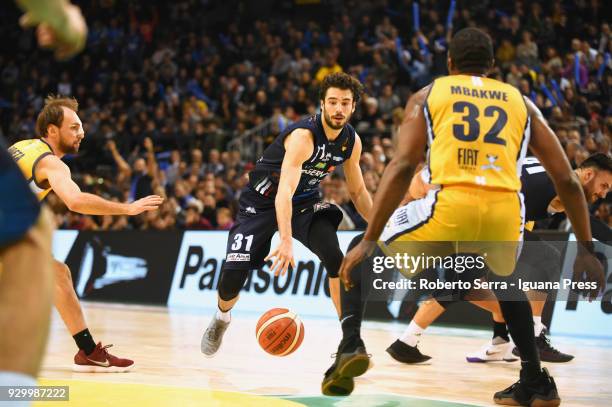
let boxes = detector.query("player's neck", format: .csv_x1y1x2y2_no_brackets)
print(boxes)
41,138,64,158
451,69,487,77
321,117,343,141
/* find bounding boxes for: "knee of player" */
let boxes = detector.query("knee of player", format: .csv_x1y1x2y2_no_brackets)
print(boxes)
347,233,365,251
217,267,249,301
54,262,72,281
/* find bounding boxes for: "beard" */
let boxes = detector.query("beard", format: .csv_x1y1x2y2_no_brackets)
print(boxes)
323,108,351,130
59,137,80,155
582,179,598,203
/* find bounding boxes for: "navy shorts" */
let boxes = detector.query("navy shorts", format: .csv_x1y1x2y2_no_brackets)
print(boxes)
0,143,40,247
223,188,343,270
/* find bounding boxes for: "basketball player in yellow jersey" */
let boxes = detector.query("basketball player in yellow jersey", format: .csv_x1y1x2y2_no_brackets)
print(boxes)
9,96,163,372
325,28,604,406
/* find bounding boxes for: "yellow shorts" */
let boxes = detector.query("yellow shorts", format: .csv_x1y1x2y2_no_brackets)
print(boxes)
379,185,524,277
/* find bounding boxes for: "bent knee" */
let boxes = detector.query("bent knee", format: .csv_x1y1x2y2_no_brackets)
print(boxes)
54,261,72,283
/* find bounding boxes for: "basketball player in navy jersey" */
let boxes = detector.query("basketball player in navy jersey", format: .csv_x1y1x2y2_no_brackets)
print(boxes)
201,73,373,356
387,153,612,365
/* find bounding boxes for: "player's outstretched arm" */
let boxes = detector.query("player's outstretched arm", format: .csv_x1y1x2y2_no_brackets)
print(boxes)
38,155,163,216
344,134,373,221
265,129,314,277
339,86,429,288
526,96,605,299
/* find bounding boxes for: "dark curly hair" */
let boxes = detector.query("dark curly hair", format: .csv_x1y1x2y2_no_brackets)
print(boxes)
579,153,612,173
449,28,494,75
319,72,364,104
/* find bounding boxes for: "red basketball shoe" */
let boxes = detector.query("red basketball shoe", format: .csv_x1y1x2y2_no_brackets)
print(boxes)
73,343,135,373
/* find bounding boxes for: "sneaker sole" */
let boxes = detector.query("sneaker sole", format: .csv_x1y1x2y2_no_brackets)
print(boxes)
494,395,561,406
201,340,222,358
321,354,370,397
73,363,135,373
321,375,354,396
386,348,432,365
514,351,574,363
338,354,370,378
540,356,574,363
467,356,518,363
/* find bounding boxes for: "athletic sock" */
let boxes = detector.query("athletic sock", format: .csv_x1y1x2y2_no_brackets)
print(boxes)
339,314,361,352
533,316,545,337
216,309,231,323
498,300,541,380
399,320,424,347
73,328,96,355
493,320,510,342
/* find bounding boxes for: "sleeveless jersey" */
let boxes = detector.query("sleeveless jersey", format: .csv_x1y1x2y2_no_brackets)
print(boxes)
520,157,558,222
8,139,54,201
424,74,530,191
247,114,356,201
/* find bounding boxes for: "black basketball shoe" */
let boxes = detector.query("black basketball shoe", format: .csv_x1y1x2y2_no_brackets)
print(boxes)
321,338,370,396
386,340,432,364
494,367,561,406
512,331,574,363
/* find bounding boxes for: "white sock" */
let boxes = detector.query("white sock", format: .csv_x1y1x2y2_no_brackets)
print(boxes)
533,316,545,336
492,336,509,345
216,309,231,323
399,320,424,347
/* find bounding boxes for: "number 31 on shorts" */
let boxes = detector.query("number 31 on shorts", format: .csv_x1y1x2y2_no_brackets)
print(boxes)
231,233,254,251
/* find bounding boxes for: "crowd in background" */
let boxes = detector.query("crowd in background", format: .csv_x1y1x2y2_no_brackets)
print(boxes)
1,0,610,231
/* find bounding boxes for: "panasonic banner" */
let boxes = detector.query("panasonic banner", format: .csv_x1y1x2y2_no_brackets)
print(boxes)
168,231,360,318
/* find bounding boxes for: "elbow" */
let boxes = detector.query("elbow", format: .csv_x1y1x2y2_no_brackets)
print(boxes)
64,195,81,212
274,188,291,205
556,172,582,193
389,156,416,177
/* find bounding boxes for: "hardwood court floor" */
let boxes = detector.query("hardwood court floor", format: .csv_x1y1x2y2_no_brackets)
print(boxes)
37,302,612,407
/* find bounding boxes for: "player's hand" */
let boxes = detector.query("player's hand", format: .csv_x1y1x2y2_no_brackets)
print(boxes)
339,239,377,290
126,195,164,216
265,239,295,277
20,3,87,60
573,250,606,302
106,139,116,151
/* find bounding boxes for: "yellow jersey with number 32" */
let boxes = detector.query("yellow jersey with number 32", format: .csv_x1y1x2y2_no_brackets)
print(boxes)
423,74,529,191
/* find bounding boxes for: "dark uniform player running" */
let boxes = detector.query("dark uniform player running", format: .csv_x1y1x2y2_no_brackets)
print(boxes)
324,28,605,407
201,73,373,356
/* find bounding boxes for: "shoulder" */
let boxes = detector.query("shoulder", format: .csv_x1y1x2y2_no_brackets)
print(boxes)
37,153,67,173
401,83,433,122
412,83,434,105
285,127,315,146
283,128,315,159
349,132,363,156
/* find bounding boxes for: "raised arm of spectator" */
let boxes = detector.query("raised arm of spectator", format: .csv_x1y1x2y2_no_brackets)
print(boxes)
143,137,159,185
106,140,132,185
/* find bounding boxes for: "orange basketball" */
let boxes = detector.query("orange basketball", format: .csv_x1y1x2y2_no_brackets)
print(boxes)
256,308,304,356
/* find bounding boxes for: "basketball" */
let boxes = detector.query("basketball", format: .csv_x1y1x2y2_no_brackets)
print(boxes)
256,308,304,356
